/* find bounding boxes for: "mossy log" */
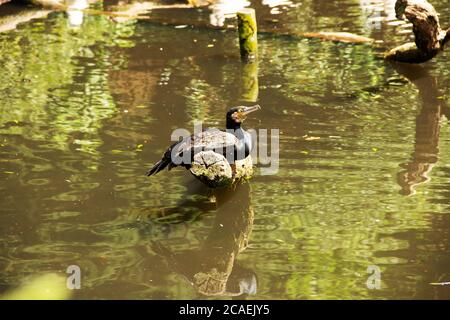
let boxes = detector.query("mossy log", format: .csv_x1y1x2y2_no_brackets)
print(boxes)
190,151,253,188
385,0,449,63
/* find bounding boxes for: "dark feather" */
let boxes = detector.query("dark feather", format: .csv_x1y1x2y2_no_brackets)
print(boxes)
147,129,241,176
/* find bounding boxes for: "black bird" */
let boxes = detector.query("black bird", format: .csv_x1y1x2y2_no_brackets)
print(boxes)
147,105,261,176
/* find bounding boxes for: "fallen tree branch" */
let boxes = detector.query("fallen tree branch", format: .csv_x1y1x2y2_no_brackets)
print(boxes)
430,281,450,286
386,0,448,63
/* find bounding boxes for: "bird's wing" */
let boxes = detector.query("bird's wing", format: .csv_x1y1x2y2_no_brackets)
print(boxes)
174,129,240,156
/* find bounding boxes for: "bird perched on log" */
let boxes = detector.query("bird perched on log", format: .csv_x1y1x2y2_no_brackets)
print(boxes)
147,105,261,180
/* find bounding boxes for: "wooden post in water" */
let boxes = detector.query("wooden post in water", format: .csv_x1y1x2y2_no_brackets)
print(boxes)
237,8,258,61
237,9,259,102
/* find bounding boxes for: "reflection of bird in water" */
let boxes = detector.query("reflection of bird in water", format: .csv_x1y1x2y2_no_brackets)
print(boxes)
151,183,256,298
152,242,257,297
147,105,260,176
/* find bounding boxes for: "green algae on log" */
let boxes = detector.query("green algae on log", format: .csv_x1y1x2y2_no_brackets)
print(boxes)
237,8,258,61
190,151,253,188
385,0,449,63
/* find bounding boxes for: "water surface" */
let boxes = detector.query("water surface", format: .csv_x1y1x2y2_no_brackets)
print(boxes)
1,0,450,299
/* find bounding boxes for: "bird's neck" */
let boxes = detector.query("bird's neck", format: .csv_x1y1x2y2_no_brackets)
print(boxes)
225,123,252,161
226,120,242,131
235,126,251,155
226,123,246,139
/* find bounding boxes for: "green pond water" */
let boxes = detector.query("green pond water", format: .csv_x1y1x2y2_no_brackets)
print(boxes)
0,0,450,299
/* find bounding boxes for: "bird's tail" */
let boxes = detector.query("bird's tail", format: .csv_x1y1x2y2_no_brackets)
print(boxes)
147,158,170,176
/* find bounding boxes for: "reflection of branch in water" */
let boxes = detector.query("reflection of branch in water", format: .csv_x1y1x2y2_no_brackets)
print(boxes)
152,183,256,298
394,63,447,196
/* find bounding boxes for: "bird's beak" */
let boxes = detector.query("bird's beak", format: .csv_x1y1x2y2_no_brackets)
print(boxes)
241,105,261,116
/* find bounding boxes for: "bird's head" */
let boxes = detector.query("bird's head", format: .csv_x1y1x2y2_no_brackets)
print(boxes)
226,105,261,129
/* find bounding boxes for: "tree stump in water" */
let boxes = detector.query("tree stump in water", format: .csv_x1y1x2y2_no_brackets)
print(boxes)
190,151,253,188
385,0,449,63
237,8,258,62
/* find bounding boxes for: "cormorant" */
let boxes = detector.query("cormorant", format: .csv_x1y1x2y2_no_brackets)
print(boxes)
147,105,261,176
